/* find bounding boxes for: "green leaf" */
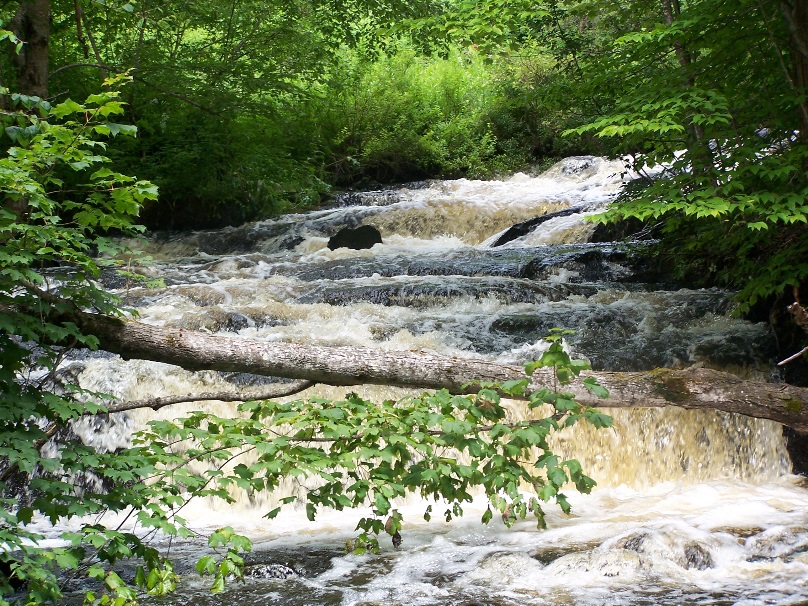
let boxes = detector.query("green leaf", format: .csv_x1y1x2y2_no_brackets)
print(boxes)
582,377,609,399
104,123,138,137
500,379,528,395
50,99,84,118
16,507,33,524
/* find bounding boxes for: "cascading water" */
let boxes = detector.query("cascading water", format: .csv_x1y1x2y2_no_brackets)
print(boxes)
59,156,807,605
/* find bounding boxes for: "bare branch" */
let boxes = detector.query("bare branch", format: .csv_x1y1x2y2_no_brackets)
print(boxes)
76,2,107,81
779,346,808,366
104,380,316,413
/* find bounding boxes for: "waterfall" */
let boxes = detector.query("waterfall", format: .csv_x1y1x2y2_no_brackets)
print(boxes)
55,156,807,605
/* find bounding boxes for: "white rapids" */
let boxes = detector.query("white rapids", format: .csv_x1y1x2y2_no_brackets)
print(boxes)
49,156,808,605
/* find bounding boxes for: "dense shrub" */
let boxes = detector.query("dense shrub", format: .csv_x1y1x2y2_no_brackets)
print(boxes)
112,103,328,230
314,44,527,185
110,43,605,229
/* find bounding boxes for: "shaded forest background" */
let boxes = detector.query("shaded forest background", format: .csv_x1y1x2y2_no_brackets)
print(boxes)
4,0,631,230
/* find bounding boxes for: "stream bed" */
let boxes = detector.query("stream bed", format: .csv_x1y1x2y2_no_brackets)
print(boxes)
56,157,808,605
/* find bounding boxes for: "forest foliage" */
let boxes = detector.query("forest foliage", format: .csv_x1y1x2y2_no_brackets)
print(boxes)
1,0,807,603
2,0,802,307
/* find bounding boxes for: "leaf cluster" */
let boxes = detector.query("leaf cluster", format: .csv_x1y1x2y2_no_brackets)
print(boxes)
0,79,169,605
1,328,611,602
136,332,611,554
564,0,808,308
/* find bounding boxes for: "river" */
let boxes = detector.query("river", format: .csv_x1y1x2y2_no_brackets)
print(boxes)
62,156,808,605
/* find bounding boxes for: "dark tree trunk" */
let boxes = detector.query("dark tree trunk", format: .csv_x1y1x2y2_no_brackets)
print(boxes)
781,0,808,142
11,0,51,98
659,0,711,177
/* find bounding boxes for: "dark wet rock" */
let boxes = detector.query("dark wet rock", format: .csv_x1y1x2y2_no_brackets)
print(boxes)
522,248,620,281
487,290,774,371
327,225,383,250
145,219,305,256
98,267,143,290
785,427,808,476
618,532,713,571
712,526,765,539
244,563,300,579
332,181,433,208
245,547,344,578
590,217,656,244
689,332,778,368
533,544,600,565
291,243,655,284
218,373,299,387
526,155,603,178
618,533,649,552
165,309,254,333
163,306,284,334
555,155,598,175
335,190,403,207
0,557,25,590
490,205,591,247
684,542,714,570
746,526,808,561
220,312,251,332
278,235,305,250
297,278,595,308
197,257,258,273
193,227,264,255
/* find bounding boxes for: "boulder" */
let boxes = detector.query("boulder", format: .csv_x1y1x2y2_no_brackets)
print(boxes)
327,225,383,250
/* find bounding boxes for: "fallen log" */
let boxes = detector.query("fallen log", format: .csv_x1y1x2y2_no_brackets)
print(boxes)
67,310,808,433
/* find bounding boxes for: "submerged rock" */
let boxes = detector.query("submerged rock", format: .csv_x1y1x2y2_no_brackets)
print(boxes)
546,548,644,578
684,542,714,570
465,551,544,585
615,530,714,571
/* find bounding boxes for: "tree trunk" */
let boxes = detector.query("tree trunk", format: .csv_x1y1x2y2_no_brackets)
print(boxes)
68,309,808,434
781,0,808,143
11,0,51,98
659,0,711,176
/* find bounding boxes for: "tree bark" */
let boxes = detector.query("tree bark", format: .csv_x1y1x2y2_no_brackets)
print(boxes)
11,0,51,98
75,1,107,82
781,0,808,143
659,0,712,177
67,310,808,434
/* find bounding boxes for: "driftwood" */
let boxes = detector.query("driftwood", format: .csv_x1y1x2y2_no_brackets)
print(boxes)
65,309,808,434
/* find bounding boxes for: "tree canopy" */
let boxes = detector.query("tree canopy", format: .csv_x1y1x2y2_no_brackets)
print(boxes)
566,0,808,310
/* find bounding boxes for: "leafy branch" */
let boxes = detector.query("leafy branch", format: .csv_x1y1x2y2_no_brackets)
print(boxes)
137,330,612,554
